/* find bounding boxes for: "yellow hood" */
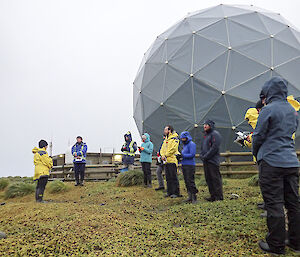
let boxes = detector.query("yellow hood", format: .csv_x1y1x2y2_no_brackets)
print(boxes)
287,95,300,111
32,147,45,154
244,108,259,129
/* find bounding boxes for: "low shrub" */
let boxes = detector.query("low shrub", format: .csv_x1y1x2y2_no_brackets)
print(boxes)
116,170,144,187
4,183,35,199
0,179,9,190
48,180,71,193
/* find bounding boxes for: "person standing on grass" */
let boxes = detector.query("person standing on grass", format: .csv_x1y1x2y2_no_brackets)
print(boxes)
155,135,166,191
72,136,88,186
200,120,223,202
252,77,300,255
32,140,53,203
160,125,181,198
179,131,198,204
121,131,137,171
139,133,154,188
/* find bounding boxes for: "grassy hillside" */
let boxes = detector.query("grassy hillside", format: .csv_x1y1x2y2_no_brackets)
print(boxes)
0,178,298,256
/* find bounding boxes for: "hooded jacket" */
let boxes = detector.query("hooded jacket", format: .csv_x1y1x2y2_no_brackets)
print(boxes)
121,131,137,165
140,133,154,163
160,132,180,165
180,131,196,166
32,147,53,180
71,142,88,163
200,120,221,166
252,77,299,168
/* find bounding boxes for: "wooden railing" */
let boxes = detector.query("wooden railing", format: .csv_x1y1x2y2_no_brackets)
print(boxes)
49,151,300,181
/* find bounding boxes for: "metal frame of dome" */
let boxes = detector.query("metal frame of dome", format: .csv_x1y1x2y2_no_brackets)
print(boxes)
133,4,300,152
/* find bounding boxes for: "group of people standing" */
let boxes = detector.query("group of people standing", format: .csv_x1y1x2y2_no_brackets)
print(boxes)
121,122,224,204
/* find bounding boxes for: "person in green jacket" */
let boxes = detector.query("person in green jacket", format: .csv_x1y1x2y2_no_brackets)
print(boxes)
139,133,154,188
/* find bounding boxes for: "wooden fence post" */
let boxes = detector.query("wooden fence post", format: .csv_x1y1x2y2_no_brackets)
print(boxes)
226,151,232,173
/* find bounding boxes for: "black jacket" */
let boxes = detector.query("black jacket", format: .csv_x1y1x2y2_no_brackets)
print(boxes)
200,120,221,166
253,77,299,168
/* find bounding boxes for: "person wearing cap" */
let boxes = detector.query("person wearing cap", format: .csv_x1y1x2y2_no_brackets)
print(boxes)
200,120,223,202
139,133,154,188
253,77,300,255
160,125,181,198
179,131,198,204
32,140,53,202
71,136,88,186
121,131,137,171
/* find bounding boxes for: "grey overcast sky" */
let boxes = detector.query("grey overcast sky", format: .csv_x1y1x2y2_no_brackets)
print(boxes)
1,0,300,177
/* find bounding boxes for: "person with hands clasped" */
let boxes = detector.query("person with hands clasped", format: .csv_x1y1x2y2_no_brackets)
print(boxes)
139,133,154,188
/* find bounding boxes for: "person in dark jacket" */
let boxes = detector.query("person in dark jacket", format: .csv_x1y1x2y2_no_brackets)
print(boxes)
121,131,137,171
71,136,88,186
179,131,198,204
252,77,300,255
200,120,223,202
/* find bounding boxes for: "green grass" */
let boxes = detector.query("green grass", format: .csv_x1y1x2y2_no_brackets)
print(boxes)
0,178,9,190
4,182,35,199
248,174,260,187
48,180,71,194
0,179,299,256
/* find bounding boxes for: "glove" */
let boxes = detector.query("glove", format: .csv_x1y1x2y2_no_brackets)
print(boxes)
176,154,183,162
140,147,144,151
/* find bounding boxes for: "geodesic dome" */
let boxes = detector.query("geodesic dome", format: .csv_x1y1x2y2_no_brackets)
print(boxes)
133,4,300,152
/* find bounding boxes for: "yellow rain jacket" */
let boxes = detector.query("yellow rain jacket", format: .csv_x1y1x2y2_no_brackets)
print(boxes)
160,132,180,165
32,147,53,180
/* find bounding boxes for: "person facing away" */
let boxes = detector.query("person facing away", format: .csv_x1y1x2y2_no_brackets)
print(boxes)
139,133,154,188
71,136,88,186
32,140,53,203
200,120,223,202
121,131,137,171
155,135,166,191
252,77,300,255
179,131,198,204
160,125,181,198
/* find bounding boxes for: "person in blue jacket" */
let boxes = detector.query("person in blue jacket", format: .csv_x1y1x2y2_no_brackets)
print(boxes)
200,120,223,202
121,131,137,171
179,131,198,204
252,77,300,255
71,136,88,186
139,133,154,187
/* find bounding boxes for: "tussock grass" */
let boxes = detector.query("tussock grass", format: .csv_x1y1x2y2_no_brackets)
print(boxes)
4,183,35,199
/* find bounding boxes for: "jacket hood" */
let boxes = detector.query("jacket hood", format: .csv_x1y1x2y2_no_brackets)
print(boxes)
244,108,258,129
32,147,45,154
124,131,132,142
263,77,288,104
204,119,215,131
168,132,179,139
143,133,150,142
180,131,192,143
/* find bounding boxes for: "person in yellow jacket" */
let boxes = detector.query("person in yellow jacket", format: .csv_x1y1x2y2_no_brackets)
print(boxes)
160,125,181,198
32,140,53,203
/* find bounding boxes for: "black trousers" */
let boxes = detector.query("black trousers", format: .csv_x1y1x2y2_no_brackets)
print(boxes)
182,165,198,194
141,162,152,185
259,160,300,251
203,161,223,200
35,176,48,202
74,163,86,183
165,163,180,196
